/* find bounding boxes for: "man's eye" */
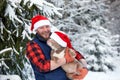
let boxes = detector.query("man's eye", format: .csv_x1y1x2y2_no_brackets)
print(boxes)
46,25,50,28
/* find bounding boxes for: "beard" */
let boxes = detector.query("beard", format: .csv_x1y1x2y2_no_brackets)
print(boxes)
38,31,51,40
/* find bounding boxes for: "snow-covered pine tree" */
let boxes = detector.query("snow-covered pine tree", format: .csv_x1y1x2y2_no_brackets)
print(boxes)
49,0,120,72
0,0,62,80
104,0,120,53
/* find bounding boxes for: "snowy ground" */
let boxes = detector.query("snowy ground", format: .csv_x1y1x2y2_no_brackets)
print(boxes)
0,68,120,80
84,70,120,80
0,75,22,80
84,57,120,80
0,57,120,80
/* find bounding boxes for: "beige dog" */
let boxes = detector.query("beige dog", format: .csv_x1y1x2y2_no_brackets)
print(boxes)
47,38,83,79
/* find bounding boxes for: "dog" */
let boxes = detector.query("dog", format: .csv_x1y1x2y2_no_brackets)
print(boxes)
47,38,83,80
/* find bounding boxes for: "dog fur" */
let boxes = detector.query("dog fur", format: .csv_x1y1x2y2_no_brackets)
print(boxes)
47,38,83,79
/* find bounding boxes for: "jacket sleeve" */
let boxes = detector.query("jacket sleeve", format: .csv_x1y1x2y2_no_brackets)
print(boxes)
26,41,50,72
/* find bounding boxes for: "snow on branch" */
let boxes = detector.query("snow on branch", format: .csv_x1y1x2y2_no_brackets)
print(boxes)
13,47,19,55
4,3,22,25
0,75,22,80
0,48,12,55
0,58,11,61
22,30,32,40
24,0,62,17
43,0,62,17
0,60,9,69
0,46,22,55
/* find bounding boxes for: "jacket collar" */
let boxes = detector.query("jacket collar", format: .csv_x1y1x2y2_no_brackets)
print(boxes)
36,33,47,43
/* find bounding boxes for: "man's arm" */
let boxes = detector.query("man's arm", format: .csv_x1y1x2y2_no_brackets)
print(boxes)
26,41,66,72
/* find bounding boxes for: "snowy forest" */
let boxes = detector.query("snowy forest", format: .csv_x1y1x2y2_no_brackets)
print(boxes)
0,0,120,80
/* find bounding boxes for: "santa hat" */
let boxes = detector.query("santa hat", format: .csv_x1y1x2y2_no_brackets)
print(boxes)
31,15,51,32
50,31,72,48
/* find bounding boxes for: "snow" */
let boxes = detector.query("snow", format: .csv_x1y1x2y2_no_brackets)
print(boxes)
0,75,22,80
0,65,120,80
5,4,22,24
1,0,120,80
84,57,120,80
84,70,120,80
0,48,12,55
0,60,9,69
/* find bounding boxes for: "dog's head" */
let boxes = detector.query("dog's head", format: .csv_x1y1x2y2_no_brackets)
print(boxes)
47,38,64,51
47,31,76,58
47,38,66,59
47,38,76,58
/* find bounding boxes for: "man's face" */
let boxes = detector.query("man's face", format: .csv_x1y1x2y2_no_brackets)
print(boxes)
36,25,51,40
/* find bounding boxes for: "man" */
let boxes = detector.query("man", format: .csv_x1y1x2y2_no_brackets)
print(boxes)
26,15,88,80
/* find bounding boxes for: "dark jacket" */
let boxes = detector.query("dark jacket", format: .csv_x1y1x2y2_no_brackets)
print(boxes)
31,34,69,80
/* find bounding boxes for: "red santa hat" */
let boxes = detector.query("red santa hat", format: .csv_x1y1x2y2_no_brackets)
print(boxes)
31,15,51,32
50,31,72,48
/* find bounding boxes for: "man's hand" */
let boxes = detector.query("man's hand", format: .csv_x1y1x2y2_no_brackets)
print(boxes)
64,47,74,63
50,57,66,70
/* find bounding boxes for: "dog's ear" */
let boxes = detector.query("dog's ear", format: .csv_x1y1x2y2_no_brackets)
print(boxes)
68,48,76,58
47,39,60,50
50,39,63,50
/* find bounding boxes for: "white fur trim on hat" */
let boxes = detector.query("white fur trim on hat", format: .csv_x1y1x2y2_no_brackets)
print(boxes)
50,32,67,47
33,20,51,31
